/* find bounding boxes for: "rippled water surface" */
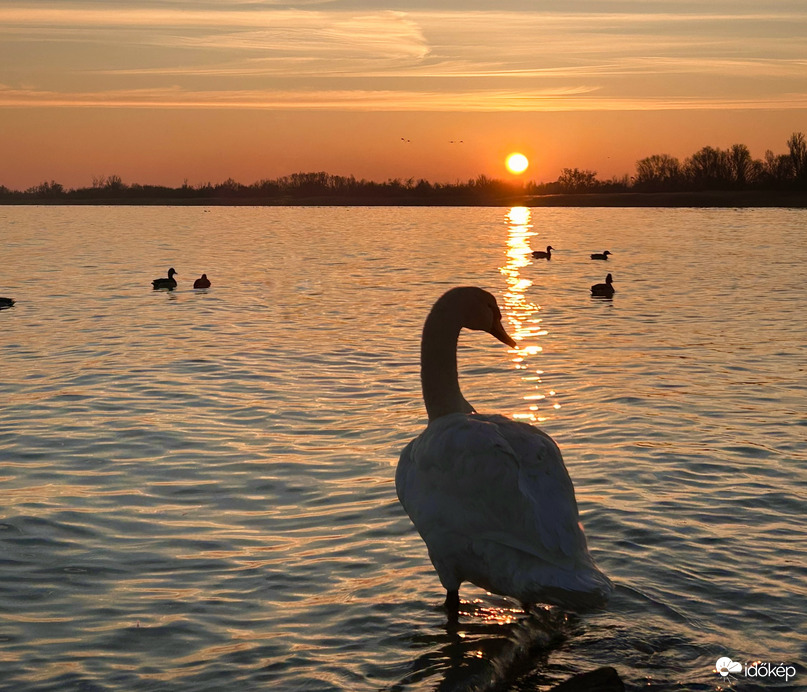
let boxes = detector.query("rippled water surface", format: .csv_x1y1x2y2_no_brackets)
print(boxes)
1,206,805,691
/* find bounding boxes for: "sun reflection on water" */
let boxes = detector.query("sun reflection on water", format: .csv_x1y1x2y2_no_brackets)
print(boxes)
500,207,559,422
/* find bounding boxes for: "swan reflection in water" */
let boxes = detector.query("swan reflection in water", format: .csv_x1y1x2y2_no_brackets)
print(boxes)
395,601,622,691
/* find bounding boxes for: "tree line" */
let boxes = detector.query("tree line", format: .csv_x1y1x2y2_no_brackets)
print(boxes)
631,132,807,192
535,131,807,194
2,132,806,204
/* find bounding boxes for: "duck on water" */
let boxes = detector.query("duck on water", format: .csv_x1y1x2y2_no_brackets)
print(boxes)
532,245,553,259
0,297,14,309
152,268,177,290
591,274,615,297
590,251,611,260
396,287,612,620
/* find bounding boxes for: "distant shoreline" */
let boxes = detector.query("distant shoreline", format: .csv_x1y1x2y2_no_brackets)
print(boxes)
527,190,807,207
2,190,807,208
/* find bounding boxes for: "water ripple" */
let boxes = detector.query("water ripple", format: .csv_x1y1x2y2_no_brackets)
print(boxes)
0,206,805,690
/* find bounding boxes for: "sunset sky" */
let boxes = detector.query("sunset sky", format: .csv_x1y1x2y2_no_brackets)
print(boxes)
2,0,807,189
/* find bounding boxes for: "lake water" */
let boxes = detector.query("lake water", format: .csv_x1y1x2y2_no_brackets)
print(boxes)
1,205,805,691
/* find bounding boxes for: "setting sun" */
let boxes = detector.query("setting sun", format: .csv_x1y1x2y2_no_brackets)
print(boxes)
506,153,529,175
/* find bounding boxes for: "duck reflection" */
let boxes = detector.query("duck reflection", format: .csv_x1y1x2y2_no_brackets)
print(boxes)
499,207,559,422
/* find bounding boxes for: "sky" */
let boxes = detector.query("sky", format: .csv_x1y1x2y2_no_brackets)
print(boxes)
2,0,807,189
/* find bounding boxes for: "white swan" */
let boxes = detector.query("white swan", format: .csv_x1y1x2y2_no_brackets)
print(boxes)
396,287,612,618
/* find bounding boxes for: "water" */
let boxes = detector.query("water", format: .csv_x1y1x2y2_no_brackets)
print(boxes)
1,205,805,691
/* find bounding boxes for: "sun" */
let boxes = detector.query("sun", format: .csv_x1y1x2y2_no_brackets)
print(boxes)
506,153,529,175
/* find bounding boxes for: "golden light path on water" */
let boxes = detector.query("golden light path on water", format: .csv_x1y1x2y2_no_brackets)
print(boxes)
500,207,558,423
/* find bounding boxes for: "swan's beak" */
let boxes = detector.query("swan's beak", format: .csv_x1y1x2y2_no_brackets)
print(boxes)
490,320,517,348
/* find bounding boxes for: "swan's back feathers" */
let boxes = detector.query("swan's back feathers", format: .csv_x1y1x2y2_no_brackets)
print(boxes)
397,413,611,606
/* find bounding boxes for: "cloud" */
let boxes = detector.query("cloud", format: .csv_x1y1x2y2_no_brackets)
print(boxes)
0,8,430,72
2,5,807,113
170,13,429,61
93,56,807,82
0,84,595,110
3,83,807,112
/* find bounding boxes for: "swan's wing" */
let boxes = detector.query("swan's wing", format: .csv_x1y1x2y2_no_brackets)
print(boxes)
397,413,589,568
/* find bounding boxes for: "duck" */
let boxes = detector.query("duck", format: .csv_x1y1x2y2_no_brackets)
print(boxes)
531,245,553,259
0,297,14,309
591,274,615,297
152,268,177,290
193,274,211,289
396,287,613,620
590,250,611,260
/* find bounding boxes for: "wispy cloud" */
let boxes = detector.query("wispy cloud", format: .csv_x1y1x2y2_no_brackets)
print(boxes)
0,84,594,110
97,56,807,81
1,5,806,112
170,14,429,61
3,83,807,111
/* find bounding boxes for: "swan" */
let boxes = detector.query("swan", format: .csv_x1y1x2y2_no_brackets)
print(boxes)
152,268,177,290
193,274,211,289
396,287,612,619
0,297,14,309
531,245,553,259
591,274,615,297
590,251,611,260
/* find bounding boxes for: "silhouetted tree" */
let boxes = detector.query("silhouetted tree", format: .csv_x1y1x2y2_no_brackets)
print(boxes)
635,154,683,190
104,175,124,191
685,146,732,189
556,168,599,193
26,180,65,198
726,144,756,187
762,149,792,186
787,132,807,186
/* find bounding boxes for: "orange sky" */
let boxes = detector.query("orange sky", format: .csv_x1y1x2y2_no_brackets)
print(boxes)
2,2,806,189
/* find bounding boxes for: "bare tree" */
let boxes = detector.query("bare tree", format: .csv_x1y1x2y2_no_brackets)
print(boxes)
557,168,599,193
787,132,807,183
635,154,683,190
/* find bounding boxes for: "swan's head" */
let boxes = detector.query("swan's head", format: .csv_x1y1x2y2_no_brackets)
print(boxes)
432,287,516,347
547,246,554,251
168,267,177,277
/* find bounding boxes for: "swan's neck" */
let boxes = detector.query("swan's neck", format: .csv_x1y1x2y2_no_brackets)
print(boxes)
421,310,474,421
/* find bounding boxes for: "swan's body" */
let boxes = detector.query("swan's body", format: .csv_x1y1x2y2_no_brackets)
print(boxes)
591,274,615,297
193,274,211,289
0,297,14,309
590,251,611,260
396,287,612,617
152,267,177,290
532,245,553,259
